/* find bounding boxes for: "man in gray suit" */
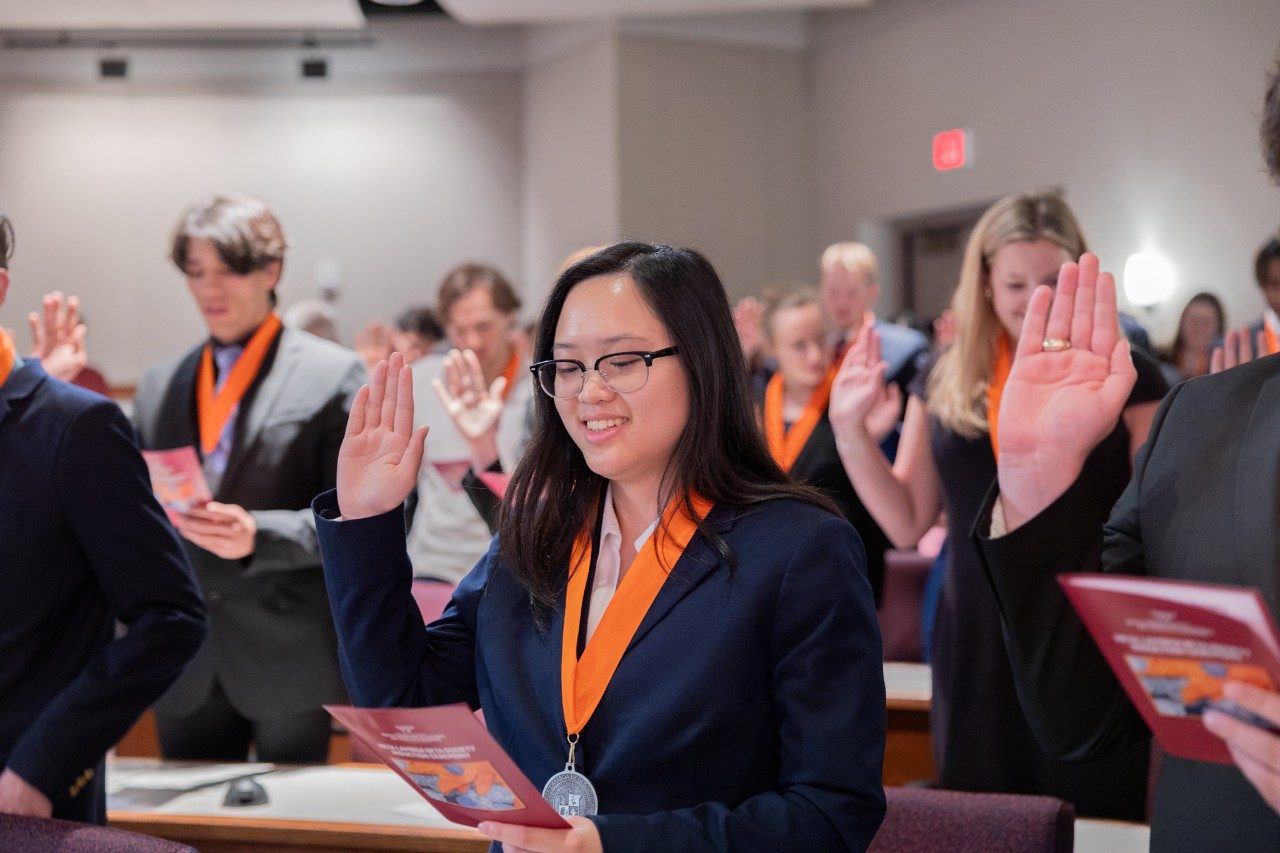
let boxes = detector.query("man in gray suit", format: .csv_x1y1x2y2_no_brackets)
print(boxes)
134,195,365,762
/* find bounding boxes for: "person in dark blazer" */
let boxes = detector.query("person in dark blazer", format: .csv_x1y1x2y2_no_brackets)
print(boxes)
317,242,886,852
133,195,364,763
976,250,1280,850
754,287,891,602
0,217,205,824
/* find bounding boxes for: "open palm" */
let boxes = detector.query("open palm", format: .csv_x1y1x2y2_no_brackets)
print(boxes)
996,254,1136,526
830,324,892,439
337,352,428,520
432,348,506,441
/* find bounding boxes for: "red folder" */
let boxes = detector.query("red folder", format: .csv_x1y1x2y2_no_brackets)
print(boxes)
1060,573,1280,764
326,704,569,829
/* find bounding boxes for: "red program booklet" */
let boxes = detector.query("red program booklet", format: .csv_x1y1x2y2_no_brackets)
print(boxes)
1060,573,1280,764
477,471,510,499
326,704,569,829
140,446,212,525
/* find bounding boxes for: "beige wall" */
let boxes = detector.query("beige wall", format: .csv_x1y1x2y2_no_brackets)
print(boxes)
616,35,814,301
521,31,621,308
810,0,1280,341
0,75,523,382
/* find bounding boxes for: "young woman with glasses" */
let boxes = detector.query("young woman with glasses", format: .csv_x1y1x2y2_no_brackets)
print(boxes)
313,241,886,852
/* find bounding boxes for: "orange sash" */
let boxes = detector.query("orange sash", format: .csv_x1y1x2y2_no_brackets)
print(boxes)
985,332,1014,460
763,367,836,472
498,348,520,402
196,313,283,455
560,493,713,738
0,327,15,388
1265,318,1279,357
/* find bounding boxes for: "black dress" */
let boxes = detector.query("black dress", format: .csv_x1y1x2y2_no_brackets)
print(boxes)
770,404,890,604
911,348,1168,819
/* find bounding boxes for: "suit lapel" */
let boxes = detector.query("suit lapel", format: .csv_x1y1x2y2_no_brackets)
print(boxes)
1232,362,1280,606
152,348,202,450
0,361,45,427
216,329,300,500
625,503,738,652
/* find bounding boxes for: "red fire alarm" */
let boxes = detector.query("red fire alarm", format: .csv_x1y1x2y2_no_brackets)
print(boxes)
932,128,968,171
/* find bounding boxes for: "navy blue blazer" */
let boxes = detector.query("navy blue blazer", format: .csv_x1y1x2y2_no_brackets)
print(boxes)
0,360,206,822
315,490,885,851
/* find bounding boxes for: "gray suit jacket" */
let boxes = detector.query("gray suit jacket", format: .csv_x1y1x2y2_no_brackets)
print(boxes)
134,327,365,719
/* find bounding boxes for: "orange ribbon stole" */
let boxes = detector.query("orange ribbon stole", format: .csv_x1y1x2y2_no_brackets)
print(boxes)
985,332,1014,461
1265,318,1279,357
196,313,283,456
560,494,713,737
498,348,520,402
0,327,15,389
763,367,836,472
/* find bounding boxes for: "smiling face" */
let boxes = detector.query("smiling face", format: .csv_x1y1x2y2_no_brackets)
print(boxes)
551,273,690,493
183,237,278,343
988,238,1072,342
444,287,515,379
768,302,831,392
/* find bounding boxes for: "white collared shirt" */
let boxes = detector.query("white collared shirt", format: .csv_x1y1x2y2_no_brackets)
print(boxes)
587,484,660,642
1265,308,1280,337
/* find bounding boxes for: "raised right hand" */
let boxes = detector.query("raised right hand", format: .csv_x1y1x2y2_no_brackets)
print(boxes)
28,290,88,382
830,324,891,440
1210,326,1266,374
996,254,1136,530
337,352,428,520
733,296,765,359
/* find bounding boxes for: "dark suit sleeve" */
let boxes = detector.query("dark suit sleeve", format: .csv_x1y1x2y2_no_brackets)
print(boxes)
248,359,365,574
314,489,481,709
5,400,206,801
593,515,887,852
973,381,1188,762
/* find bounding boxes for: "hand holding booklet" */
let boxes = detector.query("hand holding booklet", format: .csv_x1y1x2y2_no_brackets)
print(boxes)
326,704,570,829
141,446,212,525
1060,573,1280,764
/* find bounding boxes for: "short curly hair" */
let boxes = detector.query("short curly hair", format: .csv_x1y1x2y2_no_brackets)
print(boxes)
1265,57,1280,183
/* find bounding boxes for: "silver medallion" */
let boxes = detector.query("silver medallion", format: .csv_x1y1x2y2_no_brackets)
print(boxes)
541,766,599,817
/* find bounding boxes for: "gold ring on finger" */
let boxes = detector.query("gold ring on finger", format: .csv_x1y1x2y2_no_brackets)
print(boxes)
1042,338,1072,352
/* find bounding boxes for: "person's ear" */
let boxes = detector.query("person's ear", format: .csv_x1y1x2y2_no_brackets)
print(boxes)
0,268,9,310
265,259,283,289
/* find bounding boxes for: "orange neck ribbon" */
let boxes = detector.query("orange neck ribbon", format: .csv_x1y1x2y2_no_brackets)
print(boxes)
560,493,713,737
499,348,520,402
1265,318,1279,356
764,366,836,472
0,327,15,388
196,313,283,455
986,332,1014,461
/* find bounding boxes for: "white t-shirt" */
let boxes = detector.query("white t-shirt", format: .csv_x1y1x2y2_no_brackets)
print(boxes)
405,352,533,582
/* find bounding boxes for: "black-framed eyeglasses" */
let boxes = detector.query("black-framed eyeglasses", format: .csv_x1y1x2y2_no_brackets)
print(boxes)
530,346,680,398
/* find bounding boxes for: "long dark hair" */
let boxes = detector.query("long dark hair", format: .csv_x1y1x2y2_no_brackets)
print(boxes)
1169,291,1225,368
498,241,836,615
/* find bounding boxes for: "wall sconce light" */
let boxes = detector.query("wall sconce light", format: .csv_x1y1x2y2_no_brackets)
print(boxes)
1123,251,1177,309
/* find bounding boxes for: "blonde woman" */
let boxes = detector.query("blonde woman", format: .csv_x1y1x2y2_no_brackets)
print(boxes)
830,192,1166,817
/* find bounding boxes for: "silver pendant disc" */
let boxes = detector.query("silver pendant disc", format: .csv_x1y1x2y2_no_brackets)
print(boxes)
541,769,599,817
